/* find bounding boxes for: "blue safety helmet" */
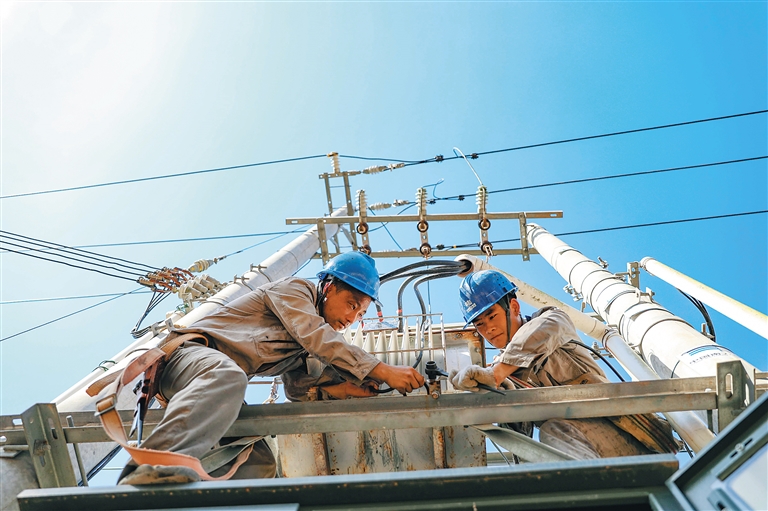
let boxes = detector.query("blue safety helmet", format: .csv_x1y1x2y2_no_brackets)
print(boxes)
317,252,380,300
459,270,517,326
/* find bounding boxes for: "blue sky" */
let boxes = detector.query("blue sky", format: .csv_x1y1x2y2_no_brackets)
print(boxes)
1,0,766,440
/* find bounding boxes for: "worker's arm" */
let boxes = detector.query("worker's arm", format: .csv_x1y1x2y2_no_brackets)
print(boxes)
263,280,379,382
368,362,424,394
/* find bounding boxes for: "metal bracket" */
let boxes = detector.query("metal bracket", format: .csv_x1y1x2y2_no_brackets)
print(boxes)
615,261,641,288
518,212,530,261
477,186,493,259
716,360,754,432
416,188,431,258
319,152,359,252
317,219,330,265
356,190,371,254
21,403,77,488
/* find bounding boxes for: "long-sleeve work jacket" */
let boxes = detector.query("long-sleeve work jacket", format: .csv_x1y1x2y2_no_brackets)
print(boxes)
496,307,605,387
172,277,380,384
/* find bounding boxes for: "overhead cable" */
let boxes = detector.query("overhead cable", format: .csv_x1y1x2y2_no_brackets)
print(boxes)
0,291,152,305
0,154,327,200
0,230,158,271
3,110,764,200
437,210,768,250
0,288,145,343
398,110,768,168
439,156,767,201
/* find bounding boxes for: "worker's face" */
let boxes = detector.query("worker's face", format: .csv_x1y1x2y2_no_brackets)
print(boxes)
473,300,522,349
322,284,372,331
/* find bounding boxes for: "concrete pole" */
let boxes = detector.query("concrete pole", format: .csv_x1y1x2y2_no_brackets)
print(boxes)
641,257,768,340
1,210,342,511
455,254,716,452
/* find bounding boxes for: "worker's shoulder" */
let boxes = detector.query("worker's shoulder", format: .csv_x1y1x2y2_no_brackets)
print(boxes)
263,276,316,295
530,306,571,323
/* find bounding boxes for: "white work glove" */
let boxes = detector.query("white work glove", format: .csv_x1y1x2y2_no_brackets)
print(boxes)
449,365,497,392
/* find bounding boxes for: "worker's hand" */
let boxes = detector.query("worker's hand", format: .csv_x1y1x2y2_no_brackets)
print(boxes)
369,363,425,394
449,365,496,392
321,381,379,399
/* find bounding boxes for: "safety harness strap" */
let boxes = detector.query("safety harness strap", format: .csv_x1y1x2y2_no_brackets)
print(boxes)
91,333,256,481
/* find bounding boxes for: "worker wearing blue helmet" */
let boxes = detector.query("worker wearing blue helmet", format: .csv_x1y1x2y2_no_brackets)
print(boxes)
452,270,673,459
116,251,423,485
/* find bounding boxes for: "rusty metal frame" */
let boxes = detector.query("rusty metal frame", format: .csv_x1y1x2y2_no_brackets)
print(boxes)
20,403,77,488
2,377,719,447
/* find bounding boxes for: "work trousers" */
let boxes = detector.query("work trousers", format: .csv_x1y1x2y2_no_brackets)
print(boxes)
121,342,276,480
539,417,651,459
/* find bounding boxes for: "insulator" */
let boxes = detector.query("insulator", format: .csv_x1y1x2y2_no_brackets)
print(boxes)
392,199,409,207
476,185,488,211
356,190,368,212
416,188,427,215
188,259,214,273
327,152,341,174
362,165,387,175
369,202,391,211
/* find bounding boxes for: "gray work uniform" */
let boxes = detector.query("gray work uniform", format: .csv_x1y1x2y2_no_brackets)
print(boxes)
497,307,650,459
133,277,381,478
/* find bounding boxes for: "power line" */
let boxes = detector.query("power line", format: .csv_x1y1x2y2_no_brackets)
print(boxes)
0,288,145,343
0,230,158,273
3,110,764,200
440,156,767,200
0,291,152,305
400,109,768,168
438,210,768,250
0,154,327,200
0,229,314,253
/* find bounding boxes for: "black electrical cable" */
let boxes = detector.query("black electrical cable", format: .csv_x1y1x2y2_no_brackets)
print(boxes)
0,245,142,283
0,288,145,342
439,210,768,250
0,238,150,278
0,291,153,305
130,291,173,339
1,155,328,200
9,230,318,251
438,156,767,201
0,230,159,270
568,340,626,382
220,225,310,259
679,290,716,341
5,112,761,200
398,110,768,169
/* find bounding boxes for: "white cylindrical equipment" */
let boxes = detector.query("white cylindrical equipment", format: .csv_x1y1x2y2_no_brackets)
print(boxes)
455,254,716,451
641,257,768,340
526,223,759,383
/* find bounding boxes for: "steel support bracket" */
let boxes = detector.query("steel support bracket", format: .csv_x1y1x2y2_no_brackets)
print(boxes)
518,212,530,261
317,219,330,265
21,403,77,488
716,360,754,432
356,189,371,254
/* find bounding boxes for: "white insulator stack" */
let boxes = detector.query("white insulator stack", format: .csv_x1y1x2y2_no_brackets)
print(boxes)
476,186,488,212
362,162,405,174
356,190,368,213
369,202,391,211
177,274,225,304
416,188,427,215
328,151,341,174
187,259,215,273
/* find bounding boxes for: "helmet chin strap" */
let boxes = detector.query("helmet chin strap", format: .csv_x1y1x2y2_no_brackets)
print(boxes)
317,278,334,314
497,293,518,347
